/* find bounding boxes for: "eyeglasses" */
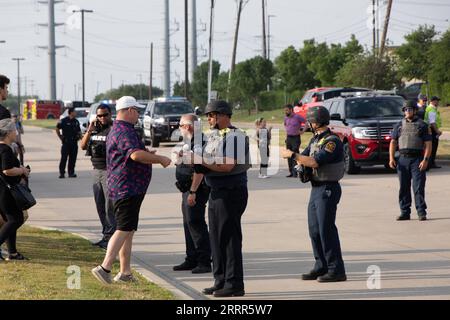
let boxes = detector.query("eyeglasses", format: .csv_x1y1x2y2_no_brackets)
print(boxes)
97,113,110,118
179,124,191,128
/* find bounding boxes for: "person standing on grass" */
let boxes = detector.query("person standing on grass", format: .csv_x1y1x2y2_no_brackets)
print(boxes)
0,119,30,261
91,96,171,284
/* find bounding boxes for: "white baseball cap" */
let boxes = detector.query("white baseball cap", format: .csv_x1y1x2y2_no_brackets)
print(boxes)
115,96,145,111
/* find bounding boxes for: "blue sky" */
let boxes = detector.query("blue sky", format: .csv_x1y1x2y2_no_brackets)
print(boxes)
1,0,449,101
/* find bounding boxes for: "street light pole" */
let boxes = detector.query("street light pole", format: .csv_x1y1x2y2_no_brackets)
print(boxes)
207,0,216,104
73,9,93,108
12,58,25,115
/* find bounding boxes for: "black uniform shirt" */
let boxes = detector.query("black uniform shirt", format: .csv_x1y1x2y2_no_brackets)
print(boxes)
0,104,11,120
57,116,81,143
0,144,21,204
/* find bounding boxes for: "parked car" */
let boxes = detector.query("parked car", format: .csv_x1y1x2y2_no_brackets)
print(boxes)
395,82,426,101
60,107,90,134
143,97,194,147
323,92,405,174
295,87,370,122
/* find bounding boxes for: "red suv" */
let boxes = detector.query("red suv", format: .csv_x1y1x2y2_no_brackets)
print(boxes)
323,93,405,174
294,87,370,121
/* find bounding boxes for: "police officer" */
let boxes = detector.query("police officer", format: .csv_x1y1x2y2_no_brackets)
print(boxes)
194,100,251,297
172,114,212,274
282,106,347,282
80,104,116,249
56,107,81,178
389,100,432,221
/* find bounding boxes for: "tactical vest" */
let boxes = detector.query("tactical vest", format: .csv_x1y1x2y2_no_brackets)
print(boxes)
309,133,344,182
204,127,251,177
398,118,423,151
88,126,111,169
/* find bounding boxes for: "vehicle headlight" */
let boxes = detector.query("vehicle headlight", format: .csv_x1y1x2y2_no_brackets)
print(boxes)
154,117,166,124
352,127,367,139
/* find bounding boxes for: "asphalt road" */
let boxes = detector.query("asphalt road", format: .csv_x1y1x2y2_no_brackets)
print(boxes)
24,125,450,300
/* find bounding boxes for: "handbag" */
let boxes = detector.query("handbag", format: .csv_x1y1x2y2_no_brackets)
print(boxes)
0,174,36,210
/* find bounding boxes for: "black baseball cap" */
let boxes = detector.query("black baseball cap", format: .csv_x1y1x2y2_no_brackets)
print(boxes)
430,96,440,101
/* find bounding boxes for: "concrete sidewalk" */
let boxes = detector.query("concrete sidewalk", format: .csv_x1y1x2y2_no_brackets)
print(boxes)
23,125,450,300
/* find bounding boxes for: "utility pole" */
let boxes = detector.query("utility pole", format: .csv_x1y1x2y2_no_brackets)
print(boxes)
227,0,244,100
163,0,171,97
267,15,276,61
12,58,25,115
38,0,64,100
380,0,393,57
261,0,267,59
29,80,35,97
149,42,154,100
207,0,216,103
184,0,189,98
190,0,198,82
110,74,113,92
72,8,93,108
372,0,376,55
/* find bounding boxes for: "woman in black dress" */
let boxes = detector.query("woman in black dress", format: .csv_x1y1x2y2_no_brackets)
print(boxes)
0,118,30,261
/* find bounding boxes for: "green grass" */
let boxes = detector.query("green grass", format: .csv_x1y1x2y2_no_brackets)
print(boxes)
232,108,286,124
0,225,174,300
23,119,57,130
439,106,450,131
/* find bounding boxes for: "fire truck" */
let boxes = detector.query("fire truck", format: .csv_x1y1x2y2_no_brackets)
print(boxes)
22,100,64,120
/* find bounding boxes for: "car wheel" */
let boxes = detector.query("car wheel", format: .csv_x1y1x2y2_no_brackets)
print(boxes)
150,129,160,148
344,143,360,174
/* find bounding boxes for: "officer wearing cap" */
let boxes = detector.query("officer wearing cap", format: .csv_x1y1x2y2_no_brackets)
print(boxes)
282,106,346,283
194,100,251,297
416,94,428,120
424,96,442,169
390,100,432,221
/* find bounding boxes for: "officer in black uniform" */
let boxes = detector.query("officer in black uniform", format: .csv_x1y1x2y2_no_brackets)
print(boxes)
194,100,251,297
389,100,432,221
282,106,347,282
173,114,212,274
56,107,81,178
80,104,116,249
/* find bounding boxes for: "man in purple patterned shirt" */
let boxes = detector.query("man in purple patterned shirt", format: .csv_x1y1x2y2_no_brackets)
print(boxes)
92,96,171,284
284,104,305,178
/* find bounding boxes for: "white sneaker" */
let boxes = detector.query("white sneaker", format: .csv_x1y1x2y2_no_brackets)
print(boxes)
113,272,136,283
259,174,269,179
91,265,112,284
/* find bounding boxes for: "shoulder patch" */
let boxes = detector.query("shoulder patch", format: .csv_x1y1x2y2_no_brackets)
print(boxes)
324,141,336,153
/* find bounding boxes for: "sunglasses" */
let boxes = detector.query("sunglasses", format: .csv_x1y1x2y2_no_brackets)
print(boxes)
97,113,110,118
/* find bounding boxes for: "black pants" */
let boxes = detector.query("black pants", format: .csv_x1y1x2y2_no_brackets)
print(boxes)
181,185,211,266
259,143,269,175
0,192,24,254
430,134,439,166
208,185,248,290
308,183,345,275
59,141,78,176
286,135,301,175
93,169,116,239
397,156,427,216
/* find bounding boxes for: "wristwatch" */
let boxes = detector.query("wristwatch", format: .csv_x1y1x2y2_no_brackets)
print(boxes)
424,157,430,161
189,190,196,195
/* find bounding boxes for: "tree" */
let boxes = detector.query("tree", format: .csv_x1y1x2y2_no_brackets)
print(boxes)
396,25,437,81
427,28,450,103
274,46,304,93
191,60,221,107
335,52,401,90
95,84,163,102
231,56,274,113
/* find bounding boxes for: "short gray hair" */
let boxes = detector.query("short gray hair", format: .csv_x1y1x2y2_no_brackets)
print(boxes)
0,118,16,140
